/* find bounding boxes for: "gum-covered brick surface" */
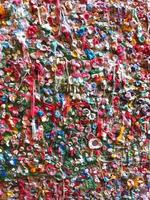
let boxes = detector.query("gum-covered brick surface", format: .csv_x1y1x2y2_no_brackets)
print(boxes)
0,0,149,199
